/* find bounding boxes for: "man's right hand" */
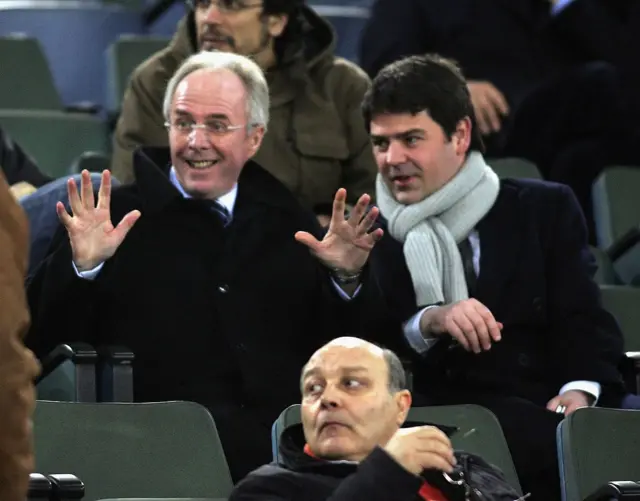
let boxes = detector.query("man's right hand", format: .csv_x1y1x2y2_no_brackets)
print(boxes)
383,426,456,476
467,81,510,135
420,299,503,354
56,169,140,272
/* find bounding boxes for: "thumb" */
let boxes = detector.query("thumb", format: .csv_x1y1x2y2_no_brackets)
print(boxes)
111,210,141,245
295,231,321,253
546,395,562,412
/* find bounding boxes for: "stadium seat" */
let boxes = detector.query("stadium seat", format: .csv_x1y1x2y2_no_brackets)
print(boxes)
557,407,640,501
0,110,108,178
272,403,522,494
592,166,640,285
310,3,370,64
34,401,233,501
106,35,170,114
0,3,144,106
36,343,98,403
0,35,63,110
489,157,543,180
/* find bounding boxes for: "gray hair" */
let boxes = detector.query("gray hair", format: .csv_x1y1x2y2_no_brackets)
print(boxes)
382,348,407,393
162,51,270,131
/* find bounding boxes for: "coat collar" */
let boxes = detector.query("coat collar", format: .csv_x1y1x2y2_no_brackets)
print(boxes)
131,146,305,216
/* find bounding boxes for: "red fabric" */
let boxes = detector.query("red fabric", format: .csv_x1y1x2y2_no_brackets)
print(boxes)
303,444,448,501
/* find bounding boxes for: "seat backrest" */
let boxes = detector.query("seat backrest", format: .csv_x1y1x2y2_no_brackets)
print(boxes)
592,166,640,249
598,285,640,352
488,157,542,180
106,35,169,112
0,110,107,178
34,401,233,501
272,404,521,494
0,35,63,110
557,407,640,501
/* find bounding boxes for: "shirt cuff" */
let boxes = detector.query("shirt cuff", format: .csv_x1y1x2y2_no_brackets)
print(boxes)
551,0,576,15
72,261,104,281
559,380,601,405
403,306,440,354
330,278,362,301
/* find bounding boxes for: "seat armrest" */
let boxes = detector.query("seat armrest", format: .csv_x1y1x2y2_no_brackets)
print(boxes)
27,473,52,501
606,226,640,262
35,343,97,385
97,345,135,402
583,481,640,501
48,474,85,501
64,102,101,115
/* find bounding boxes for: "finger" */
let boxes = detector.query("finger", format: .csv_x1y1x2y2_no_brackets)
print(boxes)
67,176,84,216
487,87,510,116
473,102,491,136
348,193,371,229
111,210,141,246
565,402,583,416
81,170,95,211
546,396,561,412
294,231,322,254
356,205,379,236
452,315,481,354
446,320,471,352
56,201,73,227
415,441,456,464
473,303,501,343
483,101,502,133
416,428,453,450
419,452,456,473
97,170,111,210
467,308,492,351
330,188,347,227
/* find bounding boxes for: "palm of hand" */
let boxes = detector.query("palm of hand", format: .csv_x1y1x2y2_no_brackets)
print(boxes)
68,206,118,264
317,220,378,271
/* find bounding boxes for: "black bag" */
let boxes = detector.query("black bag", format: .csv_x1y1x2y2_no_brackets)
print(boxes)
423,451,523,501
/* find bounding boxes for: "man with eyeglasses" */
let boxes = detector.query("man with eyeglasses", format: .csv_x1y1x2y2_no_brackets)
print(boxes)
111,0,376,225
26,51,394,484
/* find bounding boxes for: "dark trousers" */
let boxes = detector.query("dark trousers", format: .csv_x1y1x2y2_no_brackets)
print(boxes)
487,62,640,242
413,389,563,501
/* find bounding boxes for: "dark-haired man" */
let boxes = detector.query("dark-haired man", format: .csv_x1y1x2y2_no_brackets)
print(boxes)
363,53,627,501
112,0,376,219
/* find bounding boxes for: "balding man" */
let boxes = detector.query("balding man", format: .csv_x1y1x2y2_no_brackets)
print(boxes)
0,170,40,501
230,337,519,501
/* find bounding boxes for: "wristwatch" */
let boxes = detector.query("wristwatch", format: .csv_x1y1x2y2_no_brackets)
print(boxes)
331,267,363,285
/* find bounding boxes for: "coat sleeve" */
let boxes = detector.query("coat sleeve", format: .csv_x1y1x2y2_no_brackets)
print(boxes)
550,0,640,71
229,448,423,501
110,66,169,185
0,170,40,501
546,184,625,393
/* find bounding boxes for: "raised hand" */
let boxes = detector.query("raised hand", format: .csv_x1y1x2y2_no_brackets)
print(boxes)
295,188,384,273
56,170,140,271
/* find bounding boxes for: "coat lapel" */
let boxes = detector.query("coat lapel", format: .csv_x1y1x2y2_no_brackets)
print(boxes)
473,182,526,310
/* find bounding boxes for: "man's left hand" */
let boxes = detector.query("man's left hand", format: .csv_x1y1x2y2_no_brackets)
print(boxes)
546,390,593,416
295,188,383,273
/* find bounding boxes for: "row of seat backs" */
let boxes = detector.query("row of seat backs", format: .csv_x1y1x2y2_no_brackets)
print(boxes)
33,400,640,501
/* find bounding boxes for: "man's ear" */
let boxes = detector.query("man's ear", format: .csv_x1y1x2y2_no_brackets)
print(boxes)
266,14,288,37
452,117,472,156
395,389,412,427
247,125,265,158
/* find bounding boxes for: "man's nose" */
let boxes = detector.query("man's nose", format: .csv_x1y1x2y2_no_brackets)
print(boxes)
385,141,407,166
319,384,342,409
188,126,211,148
202,1,224,22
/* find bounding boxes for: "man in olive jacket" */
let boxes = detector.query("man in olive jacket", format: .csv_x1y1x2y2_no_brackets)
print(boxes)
111,0,376,217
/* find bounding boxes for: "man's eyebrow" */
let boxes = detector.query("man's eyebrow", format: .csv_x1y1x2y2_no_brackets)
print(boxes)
302,366,370,379
173,111,230,121
370,128,426,141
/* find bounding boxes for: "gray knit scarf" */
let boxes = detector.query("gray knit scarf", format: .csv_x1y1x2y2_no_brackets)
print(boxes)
376,152,500,306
